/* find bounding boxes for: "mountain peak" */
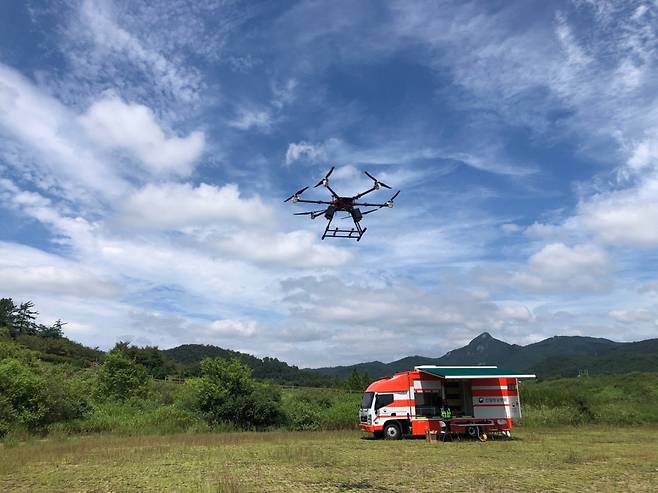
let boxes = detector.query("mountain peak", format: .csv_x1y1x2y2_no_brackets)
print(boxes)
471,332,493,343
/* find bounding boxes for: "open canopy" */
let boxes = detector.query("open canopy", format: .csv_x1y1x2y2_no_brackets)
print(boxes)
415,365,536,379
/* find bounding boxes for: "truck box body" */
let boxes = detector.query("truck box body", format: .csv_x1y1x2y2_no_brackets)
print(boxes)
359,366,535,438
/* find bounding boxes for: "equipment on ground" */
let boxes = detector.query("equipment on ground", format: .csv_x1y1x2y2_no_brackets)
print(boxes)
358,365,535,440
284,167,400,241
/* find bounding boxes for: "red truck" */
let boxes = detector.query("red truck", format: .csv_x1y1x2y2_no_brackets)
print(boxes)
359,366,535,440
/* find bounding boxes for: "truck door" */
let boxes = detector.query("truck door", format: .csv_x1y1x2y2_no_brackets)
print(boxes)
462,381,474,417
508,378,522,418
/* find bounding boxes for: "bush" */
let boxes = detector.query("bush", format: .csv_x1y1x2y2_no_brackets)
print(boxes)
0,339,38,365
0,358,48,436
187,357,284,429
281,388,361,431
41,365,92,423
55,400,209,436
94,350,149,402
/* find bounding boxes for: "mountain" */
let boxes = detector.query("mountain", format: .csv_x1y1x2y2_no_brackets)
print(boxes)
309,332,658,379
162,344,338,386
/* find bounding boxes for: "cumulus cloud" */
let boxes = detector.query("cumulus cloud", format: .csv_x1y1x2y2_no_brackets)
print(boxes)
214,231,353,268
0,242,119,298
519,243,610,292
117,182,272,230
80,95,205,176
480,243,611,294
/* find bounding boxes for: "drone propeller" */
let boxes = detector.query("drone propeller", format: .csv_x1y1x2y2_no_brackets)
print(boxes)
361,208,380,216
388,190,400,202
284,186,309,203
364,170,391,190
314,166,335,188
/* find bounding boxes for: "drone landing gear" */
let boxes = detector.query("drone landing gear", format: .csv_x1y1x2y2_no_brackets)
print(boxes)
321,217,367,241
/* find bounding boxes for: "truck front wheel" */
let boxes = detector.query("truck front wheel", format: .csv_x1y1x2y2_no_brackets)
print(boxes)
384,422,401,440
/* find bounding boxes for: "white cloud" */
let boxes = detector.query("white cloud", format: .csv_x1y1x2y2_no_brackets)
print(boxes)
575,171,658,247
609,308,654,323
0,63,128,200
528,242,607,275
480,243,611,294
285,141,327,165
501,223,521,234
117,182,272,230
228,107,273,132
519,243,610,292
208,319,263,338
80,95,205,176
0,242,119,298
214,230,352,268
77,0,203,104
285,138,534,175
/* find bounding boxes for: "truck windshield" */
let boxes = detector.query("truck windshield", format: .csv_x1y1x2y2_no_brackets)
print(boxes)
360,392,374,409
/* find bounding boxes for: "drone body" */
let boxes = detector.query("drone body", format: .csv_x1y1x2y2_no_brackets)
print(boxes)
284,167,400,241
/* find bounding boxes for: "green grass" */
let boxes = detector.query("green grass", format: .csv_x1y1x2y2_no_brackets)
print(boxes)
1,426,657,492
520,372,658,426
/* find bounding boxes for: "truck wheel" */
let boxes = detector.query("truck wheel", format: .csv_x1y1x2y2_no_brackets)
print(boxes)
467,426,479,438
384,422,401,440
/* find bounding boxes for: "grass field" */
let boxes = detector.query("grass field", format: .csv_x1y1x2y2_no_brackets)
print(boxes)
2,426,657,492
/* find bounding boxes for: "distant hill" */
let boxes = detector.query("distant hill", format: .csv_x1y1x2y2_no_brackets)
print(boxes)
310,332,658,379
162,344,338,387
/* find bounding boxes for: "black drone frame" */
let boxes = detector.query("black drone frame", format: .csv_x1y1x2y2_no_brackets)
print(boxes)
284,167,400,241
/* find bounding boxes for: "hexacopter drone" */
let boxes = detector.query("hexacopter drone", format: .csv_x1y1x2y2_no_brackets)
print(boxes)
284,167,400,241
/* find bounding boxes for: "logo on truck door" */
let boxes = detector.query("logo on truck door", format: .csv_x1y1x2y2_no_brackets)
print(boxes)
478,397,505,404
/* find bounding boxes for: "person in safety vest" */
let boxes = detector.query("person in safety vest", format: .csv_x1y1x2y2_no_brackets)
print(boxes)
440,404,452,419
440,403,452,432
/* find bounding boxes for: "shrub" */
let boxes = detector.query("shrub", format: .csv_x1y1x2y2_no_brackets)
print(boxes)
189,357,285,429
94,350,149,402
0,339,38,365
41,364,92,423
0,358,47,436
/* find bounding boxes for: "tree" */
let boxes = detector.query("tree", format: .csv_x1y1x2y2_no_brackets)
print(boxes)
346,368,363,391
94,349,149,401
109,342,175,379
0,298,17,335
14,301,38,336
38,319,66,339
189,357,284,428
361,371,371,389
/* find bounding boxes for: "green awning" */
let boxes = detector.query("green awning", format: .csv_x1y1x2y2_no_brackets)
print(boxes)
416,366,536,379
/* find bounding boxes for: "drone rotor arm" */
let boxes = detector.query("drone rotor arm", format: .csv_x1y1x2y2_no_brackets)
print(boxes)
294,209,327,216
352,202,387,207
325,184,340,199
352,186,378,200
293,199,333,205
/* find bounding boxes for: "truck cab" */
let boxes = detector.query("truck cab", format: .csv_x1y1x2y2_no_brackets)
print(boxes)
359,366,535,439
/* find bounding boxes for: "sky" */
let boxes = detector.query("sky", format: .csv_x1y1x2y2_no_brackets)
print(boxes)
1,0,658,367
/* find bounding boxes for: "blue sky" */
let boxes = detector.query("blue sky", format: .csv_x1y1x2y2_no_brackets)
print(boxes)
1,0,658,366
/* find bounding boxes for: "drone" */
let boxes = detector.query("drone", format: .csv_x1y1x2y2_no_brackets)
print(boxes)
284,167,400,241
